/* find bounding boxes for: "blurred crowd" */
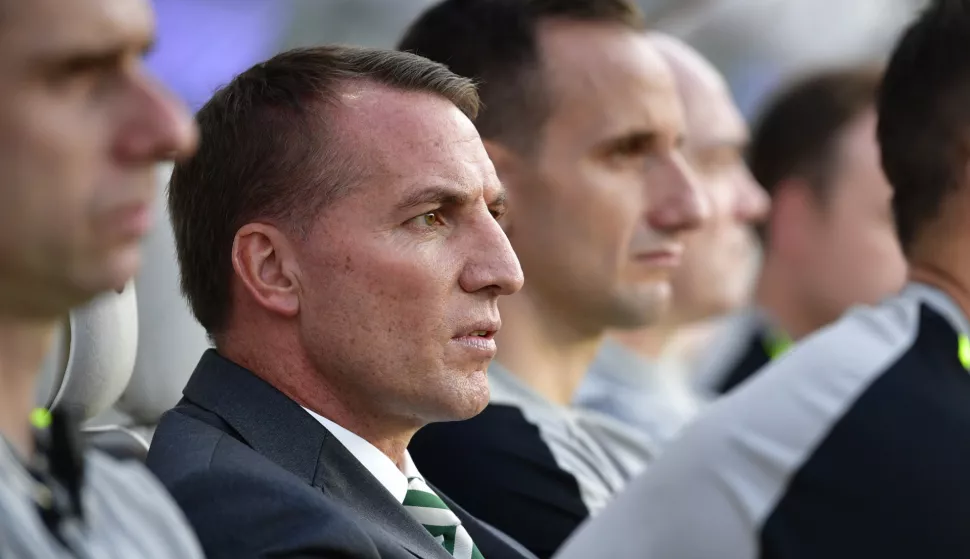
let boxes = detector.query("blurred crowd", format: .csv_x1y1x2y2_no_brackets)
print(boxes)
7,0,970,558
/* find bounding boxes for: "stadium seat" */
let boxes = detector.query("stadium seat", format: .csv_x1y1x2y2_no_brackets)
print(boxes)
35,282,145,460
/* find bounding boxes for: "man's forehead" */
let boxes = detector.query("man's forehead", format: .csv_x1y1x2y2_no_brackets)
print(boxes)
328,83,496,203
539,21,671,91
334,83,484,168
0,0,154,57
537,22,682,135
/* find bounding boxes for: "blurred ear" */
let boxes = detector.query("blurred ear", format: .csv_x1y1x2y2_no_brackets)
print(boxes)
231,223,301,318
766,177,819,260
483,139,523,236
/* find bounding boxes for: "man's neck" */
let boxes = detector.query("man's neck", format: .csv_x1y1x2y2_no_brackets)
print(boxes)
221,331,416,471
908,238,970,334
754,258,823,341
494,292,603,406
610,319,724,371
0,317,58,458
610,325,672,361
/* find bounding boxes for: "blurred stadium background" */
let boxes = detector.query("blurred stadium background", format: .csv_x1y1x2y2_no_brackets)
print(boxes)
148,0,927,118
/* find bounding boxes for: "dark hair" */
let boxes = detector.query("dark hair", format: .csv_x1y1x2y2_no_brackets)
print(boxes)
878,0,970,254
748,67,882,239
168,45,480,338
398,0,644,153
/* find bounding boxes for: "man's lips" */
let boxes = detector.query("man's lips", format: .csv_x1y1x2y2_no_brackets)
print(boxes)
451,319,501,359
103,201,154,239
632,244,684,268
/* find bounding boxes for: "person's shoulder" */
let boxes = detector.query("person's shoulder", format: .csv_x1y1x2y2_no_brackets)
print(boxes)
149,407,311,493
85,447,184,504
146,404,239,481
558,297,938,559
619,297,926,525
143,430,379,559
792,295,921,369
697,296,922,449
82,449,205,557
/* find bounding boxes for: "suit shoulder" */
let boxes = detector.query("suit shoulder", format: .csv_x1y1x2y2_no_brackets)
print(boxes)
148,413,379,559
149,407,312,496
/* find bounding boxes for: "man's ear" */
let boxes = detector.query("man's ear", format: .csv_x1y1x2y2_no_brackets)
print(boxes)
231,223,301,318
483,139,523,235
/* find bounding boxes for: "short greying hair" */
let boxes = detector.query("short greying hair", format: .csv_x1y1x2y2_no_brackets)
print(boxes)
168,45,480,337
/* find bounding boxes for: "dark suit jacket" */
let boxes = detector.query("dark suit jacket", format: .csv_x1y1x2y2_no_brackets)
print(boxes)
147,350,535,559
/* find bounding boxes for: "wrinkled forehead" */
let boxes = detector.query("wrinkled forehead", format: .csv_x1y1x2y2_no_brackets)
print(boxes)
0,0,154,66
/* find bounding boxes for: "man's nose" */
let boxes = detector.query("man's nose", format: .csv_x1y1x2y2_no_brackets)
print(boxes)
114,70,199,164
734,169,771,224
459,214,524,296
645,152,710,233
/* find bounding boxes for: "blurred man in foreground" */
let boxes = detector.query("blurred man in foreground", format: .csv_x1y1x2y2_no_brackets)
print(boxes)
401,1,707,556
577,33,769,444
556,1,970,557
147,46,532,559
0,0,200,556
694,66,906,396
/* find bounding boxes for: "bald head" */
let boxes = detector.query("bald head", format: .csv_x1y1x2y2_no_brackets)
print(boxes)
648,32,747,155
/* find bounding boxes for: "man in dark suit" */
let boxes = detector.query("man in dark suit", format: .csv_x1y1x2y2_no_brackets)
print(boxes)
146,45,528,559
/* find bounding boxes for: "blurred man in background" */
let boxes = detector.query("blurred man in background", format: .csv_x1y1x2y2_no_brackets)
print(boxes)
556,1,970,556
694,66,907,396
148,46,532,559
576,32,769,445
0,0,201,556
401,1,707,556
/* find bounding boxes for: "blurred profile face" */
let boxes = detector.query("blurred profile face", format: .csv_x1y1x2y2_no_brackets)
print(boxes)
502,22,707,333
0,0,197,318
652,36,769,325
296,86,523,425
797,109,906,324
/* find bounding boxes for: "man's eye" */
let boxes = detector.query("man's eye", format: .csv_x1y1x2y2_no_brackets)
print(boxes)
410,212,442,228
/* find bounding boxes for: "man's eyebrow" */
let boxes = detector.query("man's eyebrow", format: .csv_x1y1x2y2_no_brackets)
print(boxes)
33,35,155,71
604,130,658,148
691,135,749,151
396,185,472,212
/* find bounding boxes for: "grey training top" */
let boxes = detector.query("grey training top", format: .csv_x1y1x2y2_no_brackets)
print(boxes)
0,438,203,559
574,338,703,446
556,282,970,559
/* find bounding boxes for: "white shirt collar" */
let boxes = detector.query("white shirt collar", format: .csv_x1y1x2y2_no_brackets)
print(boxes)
301,407,421,503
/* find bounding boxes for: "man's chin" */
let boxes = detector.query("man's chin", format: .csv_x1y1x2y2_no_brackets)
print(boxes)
428,375,491,422
609,286,672,330
90,247,141,296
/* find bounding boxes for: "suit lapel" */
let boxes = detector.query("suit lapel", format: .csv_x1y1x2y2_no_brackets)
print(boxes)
182,350,451,559
315,440,452,559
